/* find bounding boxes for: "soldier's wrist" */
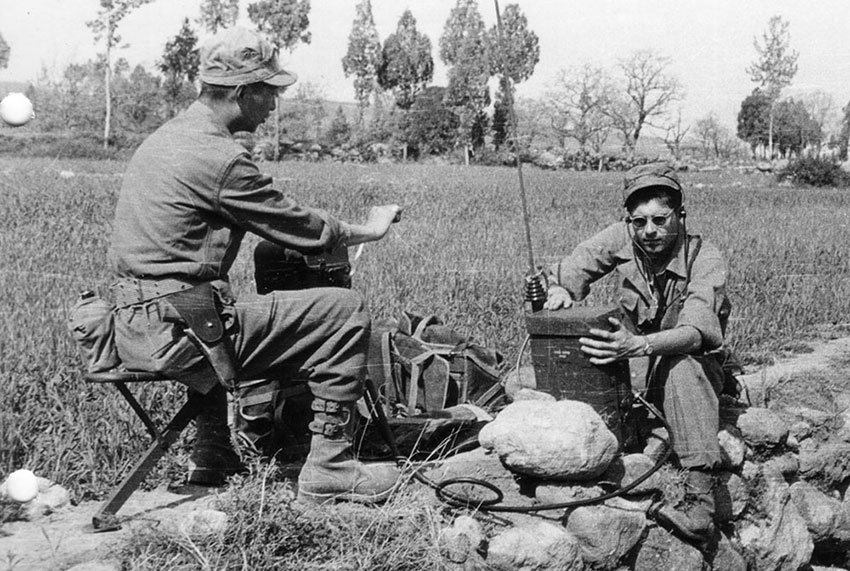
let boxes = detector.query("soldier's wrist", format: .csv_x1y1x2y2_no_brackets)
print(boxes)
637,336,654,357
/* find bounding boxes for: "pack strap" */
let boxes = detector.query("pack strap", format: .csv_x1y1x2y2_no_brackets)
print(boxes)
381,331,398,409
412,314,442,341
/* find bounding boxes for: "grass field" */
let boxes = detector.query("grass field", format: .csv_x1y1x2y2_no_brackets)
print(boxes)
1,155,850,505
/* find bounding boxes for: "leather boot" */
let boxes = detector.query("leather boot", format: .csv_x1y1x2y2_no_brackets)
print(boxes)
297,398,400,504
187,386,244,486
649,469,716,549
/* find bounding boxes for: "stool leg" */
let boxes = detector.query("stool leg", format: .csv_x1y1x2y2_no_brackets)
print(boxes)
92,392,205,532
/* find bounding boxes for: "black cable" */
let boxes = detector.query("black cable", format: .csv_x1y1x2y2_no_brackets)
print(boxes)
363,375,675,514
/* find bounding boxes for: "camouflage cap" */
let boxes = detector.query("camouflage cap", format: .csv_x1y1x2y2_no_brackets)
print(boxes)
199,27,297,88
622,162,683,207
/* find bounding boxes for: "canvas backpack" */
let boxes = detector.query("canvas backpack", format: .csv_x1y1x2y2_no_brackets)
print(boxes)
368,311,507,418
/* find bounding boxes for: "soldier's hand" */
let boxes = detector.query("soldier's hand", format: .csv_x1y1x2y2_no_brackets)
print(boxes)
366,204,403,240
543,285,574,310
579,317,642,365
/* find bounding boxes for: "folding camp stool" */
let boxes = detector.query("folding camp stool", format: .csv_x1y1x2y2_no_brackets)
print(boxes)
83,368,208,532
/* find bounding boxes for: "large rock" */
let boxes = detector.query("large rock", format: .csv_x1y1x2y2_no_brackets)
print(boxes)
633,526,706,571
736,407,788,449
479,400,618,480
565,504,647,569
486,521,584,571
789,481,850,546
738,464,813,571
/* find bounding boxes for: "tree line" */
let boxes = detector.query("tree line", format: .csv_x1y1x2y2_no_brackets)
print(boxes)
1,4,849,167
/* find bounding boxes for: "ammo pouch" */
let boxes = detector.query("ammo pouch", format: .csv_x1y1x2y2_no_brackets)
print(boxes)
67,291,120,374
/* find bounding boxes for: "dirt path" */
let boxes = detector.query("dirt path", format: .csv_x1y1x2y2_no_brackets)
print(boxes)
0,485,221,571
3,336,850,571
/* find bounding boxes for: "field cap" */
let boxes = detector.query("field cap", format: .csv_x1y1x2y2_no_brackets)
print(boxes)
622,162,682,207
200,27,297,88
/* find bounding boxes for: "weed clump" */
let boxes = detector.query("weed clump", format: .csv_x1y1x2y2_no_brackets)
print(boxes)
120,462,447,571
777,156,850,188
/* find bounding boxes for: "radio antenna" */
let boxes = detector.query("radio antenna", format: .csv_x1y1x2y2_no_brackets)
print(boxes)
493,0,545,309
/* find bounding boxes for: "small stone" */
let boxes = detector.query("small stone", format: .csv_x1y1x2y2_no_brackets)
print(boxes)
487,521,584,571
20,479,71,521
602,454,665,494
633,526,705,571
438,515,484,564
566,504,647,568
718,425,746,470
736,407,788,449
643,427,670,463
710,533,747,571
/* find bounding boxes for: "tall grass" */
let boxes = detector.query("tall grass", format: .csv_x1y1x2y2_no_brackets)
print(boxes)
1,157,849,501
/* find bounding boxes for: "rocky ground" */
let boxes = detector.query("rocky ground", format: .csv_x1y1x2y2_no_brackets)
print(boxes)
3,336,850,571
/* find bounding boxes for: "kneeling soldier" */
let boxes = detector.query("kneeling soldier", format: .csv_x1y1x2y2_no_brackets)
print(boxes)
545,163,732,548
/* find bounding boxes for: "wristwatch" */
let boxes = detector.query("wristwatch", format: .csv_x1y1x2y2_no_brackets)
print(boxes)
641,337,654,356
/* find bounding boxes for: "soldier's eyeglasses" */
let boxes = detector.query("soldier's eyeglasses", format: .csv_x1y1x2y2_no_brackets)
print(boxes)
627,210,675,229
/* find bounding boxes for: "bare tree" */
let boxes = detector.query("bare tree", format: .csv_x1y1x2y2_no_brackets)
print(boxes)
663,108,690,161
513,96,549,152
694,112,722,160
694,112,741,161
546,64,613,153
604,50,682,157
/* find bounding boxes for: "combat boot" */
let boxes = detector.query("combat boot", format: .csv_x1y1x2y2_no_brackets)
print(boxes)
297,398,400,504
187,386,244,486
649,469,716,549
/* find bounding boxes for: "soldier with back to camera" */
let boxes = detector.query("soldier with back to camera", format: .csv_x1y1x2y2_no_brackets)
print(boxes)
545,162,731,548
108,26,401,504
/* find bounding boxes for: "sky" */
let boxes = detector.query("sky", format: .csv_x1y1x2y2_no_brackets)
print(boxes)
2,0,850,131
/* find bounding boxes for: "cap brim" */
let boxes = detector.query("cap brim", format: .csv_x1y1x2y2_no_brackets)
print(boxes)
623,176,681,205
263,69,297,88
